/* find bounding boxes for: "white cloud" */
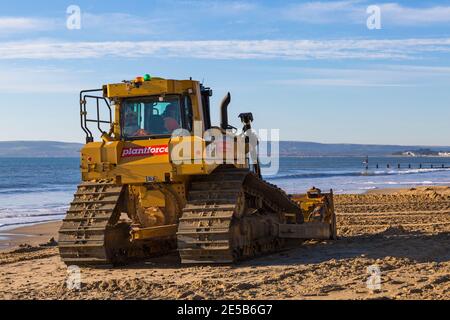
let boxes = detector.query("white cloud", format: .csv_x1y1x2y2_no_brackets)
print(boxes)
176,0,257,14
272,65,450,87
275,78,407,87
0,65,94,93
283,0,364,24
380,3,450,25
81,13,172,35
0,38,450,61
0,17,56,35
282,1,450,25
0,13,174,38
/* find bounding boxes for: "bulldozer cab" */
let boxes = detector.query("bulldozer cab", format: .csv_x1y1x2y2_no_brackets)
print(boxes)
80,76,213,143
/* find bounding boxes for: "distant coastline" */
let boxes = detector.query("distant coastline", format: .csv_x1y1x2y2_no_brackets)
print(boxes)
392,148,450,157
0,141,82,158
390,154,450,158
1,140,450,158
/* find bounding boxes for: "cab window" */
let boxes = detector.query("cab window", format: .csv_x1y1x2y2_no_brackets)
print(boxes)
122,96,182,138
183,95,193,132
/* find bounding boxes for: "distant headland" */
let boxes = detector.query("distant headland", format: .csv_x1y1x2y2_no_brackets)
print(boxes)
1,140,450,158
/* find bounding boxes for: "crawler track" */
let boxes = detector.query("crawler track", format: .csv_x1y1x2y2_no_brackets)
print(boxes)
58,180,127,265
177,166,302,264
58,180,176,266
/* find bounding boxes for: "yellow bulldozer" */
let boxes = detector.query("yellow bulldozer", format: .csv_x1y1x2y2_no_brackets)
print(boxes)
58,75,336,265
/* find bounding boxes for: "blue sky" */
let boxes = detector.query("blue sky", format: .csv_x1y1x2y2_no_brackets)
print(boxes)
1,0,450,145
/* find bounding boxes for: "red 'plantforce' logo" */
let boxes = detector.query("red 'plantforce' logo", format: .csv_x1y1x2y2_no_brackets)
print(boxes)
121,145,169,158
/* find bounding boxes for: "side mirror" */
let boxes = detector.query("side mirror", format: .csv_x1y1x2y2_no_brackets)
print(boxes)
238,113,254,132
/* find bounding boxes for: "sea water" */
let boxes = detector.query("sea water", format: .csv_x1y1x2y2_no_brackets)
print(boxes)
1,156,450,230
265,156,450,194
0,158,79,230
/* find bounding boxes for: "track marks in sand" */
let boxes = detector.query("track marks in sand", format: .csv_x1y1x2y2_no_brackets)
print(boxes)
335,191,450,236
0,247,58,266
0,187,449,300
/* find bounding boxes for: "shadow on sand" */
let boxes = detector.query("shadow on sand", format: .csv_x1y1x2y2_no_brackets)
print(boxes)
245,230,450,267
89,229,449,270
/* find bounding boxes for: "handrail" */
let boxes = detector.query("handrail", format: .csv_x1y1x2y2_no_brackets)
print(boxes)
79,89,112,143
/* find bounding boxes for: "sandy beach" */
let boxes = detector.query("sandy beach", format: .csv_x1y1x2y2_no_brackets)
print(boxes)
0,186,449,300
0,222,61,252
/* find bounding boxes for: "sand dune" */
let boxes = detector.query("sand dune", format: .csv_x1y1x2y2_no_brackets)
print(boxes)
0,186,449,300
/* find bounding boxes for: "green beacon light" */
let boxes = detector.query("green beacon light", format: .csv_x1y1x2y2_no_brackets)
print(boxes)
143,74,151,81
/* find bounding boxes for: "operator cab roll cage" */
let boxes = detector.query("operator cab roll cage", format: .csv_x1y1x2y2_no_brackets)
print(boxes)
80,89,112,143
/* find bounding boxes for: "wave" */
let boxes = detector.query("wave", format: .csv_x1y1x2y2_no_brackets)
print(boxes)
364,180,450,186
359,186,378,190
0,216,65,230
0,207,66,230
268,168,450,181
0,211,66,219
0,185,76,195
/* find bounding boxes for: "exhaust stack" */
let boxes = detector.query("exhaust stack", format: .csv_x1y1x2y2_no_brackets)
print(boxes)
220,92,231,130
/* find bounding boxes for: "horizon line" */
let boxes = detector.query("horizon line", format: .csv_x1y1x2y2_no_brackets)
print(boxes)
1,139,450,148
